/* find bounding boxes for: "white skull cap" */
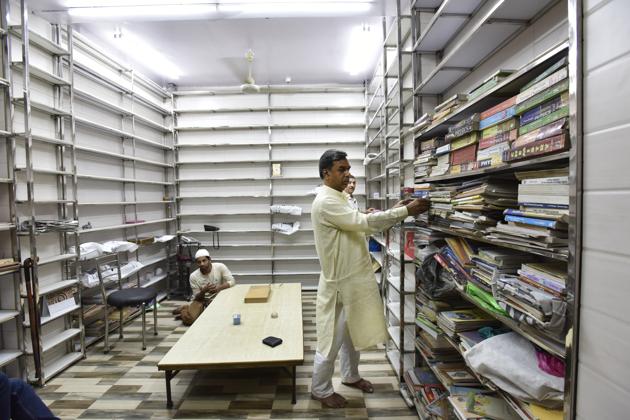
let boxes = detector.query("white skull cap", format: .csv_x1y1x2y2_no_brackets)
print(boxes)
195,249,210,260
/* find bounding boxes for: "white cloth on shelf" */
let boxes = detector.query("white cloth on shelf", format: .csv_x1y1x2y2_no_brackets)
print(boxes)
270,204,302,216
272,222,300,235
154,235,176,243
103,241,139,254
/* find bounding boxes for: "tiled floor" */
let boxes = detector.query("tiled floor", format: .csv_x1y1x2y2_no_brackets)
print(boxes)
37,291,416,419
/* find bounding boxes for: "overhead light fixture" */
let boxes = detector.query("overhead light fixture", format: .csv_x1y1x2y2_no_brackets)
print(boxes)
108,29,183,80
344,23,379,77
65,1,373,19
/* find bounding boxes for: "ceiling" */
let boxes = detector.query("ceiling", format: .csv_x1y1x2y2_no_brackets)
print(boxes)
29,1,396,88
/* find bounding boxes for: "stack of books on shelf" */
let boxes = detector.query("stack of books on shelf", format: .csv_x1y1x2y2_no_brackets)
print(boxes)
410,112,434,135
414,137,441,178
504,57,570,162
404,367,449,418
437,308,499,338
476,96,518,168
427,183,458,227
469,247,537,294
448,178,518,234
447,114,480,174
432,142,451,176
433,93,468,122
495,261,568,338
486,168,569,253
468,69,514,101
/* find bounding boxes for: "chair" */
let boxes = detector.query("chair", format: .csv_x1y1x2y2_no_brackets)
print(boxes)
95,254,158,352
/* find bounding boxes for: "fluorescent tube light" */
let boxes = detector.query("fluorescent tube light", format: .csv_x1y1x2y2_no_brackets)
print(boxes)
108,29,183,80
68,5,216,19
344,24,379,76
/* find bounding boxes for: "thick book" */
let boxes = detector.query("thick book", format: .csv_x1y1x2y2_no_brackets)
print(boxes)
515,167,569,181
512,118,567,149
520,91,569,126
435,93,468,113
516,67,568,104
520,56,568,92
478,128,517,150
436,143,451,155
476,141,510,165
504,208,568,222
481,118,518,139
518,106,569,136
521,262,567,283
521,176,568,185
447,114,481,140
518,194,569,206
503,133,568,162
481,96,517,120
520,202,569,210
451,132,479,151
450,143,478,165
516,78,569,115
479,106,516,130
504,214,567,229
469,70,514,100
518,183,569,195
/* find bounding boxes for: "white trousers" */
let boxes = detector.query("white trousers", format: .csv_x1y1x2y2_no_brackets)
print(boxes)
311,304,361,398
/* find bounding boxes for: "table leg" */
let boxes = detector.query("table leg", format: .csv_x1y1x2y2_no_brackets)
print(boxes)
165,370,173,408
291,365,296,405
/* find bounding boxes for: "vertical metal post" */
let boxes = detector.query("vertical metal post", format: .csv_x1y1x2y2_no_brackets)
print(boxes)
267,88,274,283
565,0,582,417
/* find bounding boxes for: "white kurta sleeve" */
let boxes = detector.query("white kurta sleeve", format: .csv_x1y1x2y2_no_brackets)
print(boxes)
320,196,408,233
218,264,236,287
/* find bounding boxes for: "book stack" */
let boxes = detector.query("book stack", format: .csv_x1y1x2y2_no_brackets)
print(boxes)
486,169,569,251
437,308,499,338
494,262,567,335
434,237,476,289
432,144,451,176
505,57,570,162
404,367,449,418
433,93,468,122
469,247,537,293
413,182,432,199
410,112,434,134
476,96,518,168
447,114,480,174
428,184,459,227
468,69,514,101
414,137,441,178
448,178,518,234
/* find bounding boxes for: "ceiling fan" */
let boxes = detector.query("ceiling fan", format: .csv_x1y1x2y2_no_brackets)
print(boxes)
240,49,260,93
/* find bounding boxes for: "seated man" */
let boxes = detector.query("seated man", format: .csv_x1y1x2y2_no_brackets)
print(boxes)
173,249,235,326
0,371,58,419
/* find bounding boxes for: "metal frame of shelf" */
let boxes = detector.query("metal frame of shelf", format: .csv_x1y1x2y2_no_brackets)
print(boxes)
12,3,83,385
403,0,579,417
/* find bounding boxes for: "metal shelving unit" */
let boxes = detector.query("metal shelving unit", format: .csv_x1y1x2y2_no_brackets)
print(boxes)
11,0,83,385
402,0,575,418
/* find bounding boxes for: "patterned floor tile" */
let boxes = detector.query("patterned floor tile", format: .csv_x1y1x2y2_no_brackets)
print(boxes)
37,292,415,419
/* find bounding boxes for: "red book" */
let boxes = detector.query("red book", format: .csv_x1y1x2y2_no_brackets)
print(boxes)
480,96,517,120
503,133,568,162
450,143,477,166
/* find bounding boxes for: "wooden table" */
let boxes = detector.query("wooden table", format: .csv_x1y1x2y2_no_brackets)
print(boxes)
158,283,304,408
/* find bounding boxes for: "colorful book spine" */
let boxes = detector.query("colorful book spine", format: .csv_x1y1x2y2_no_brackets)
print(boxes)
476,141,510,165
520,92,569,126
478,129,517,150
518,107,569,136
481,96,516,120
479,106,516,130
450,132,479,151
512,118,566,149
516,67,568,104
481,118,517,139
447,123,480,140
450,143,477,166
520,56,568,92
504,215,563,229
515,79,569,115
503,133,568,162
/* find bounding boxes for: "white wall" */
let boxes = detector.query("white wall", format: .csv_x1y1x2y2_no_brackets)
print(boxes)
175,87,365,288
576,0,630,417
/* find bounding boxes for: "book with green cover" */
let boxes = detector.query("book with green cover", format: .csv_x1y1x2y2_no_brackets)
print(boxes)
518,107,569,136
516,78,569,115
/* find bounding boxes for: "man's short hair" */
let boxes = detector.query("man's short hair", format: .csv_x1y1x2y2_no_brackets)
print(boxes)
318,149,348,179
348,174,356,181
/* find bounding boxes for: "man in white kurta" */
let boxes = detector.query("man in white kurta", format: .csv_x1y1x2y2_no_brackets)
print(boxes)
310,150,428,408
